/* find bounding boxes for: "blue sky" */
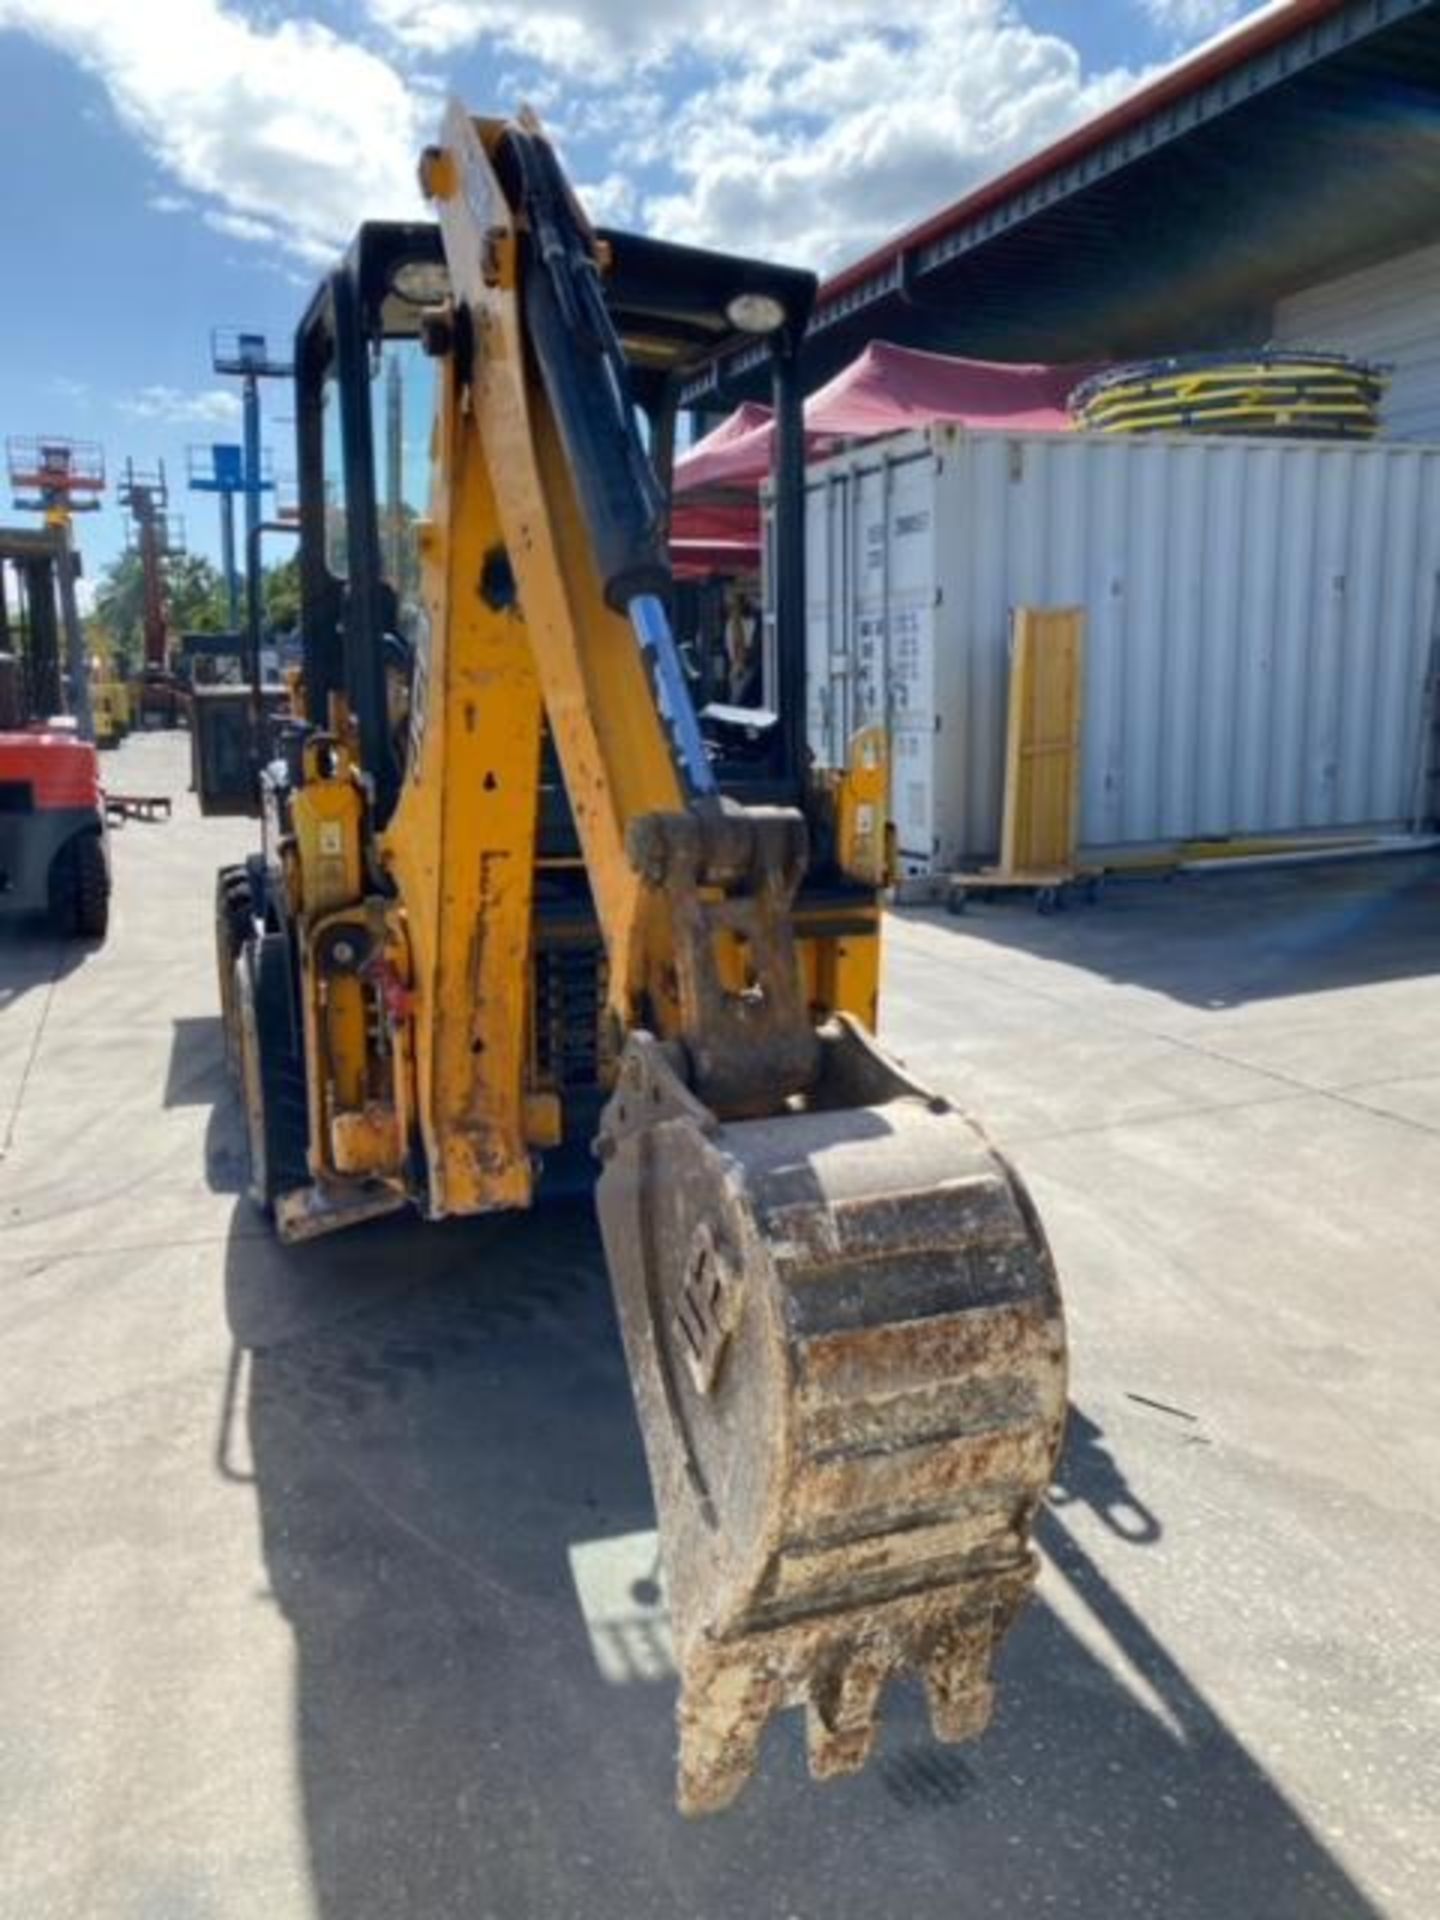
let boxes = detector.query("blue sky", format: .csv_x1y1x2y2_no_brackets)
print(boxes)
0,0,1260,583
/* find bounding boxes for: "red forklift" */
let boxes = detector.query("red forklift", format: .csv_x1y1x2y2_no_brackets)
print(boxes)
0,518,109,939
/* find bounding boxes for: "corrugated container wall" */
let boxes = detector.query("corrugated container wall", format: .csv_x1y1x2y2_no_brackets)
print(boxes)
778,426,1440,872
1272,240,1440,443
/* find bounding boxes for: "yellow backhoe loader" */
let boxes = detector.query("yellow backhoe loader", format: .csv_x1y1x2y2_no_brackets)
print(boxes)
211,103,1067,1814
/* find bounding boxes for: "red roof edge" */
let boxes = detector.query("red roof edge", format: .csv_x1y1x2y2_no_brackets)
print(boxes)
819,0,1350,308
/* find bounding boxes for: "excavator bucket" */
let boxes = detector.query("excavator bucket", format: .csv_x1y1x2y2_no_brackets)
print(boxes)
596,1016,1066,1814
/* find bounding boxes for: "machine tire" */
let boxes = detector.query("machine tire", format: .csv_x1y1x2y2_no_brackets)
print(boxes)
49,831,110,941
235,931,310,1214
215,864,255,1082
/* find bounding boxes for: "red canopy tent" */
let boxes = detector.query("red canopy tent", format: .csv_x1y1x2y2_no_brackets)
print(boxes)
807,340,1094,437
672,399,776,494
669,342,1099,575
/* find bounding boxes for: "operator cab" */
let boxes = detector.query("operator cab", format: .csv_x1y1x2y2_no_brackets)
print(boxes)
285,219,815,832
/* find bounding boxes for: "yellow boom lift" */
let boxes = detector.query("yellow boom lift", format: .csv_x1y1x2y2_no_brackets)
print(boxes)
212,105,1067,1813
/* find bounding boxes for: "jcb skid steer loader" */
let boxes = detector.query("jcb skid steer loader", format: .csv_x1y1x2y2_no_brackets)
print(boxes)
213,104,1067,1814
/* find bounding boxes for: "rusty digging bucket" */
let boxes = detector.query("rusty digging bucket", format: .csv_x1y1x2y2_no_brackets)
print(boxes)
596,1014,1067,1814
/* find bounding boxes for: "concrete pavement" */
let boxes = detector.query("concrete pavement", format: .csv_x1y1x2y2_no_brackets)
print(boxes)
1,730,1437,1919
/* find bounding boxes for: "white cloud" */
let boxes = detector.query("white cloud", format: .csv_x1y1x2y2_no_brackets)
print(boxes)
577,172,639,228
371,0,950,70
0,0,1155,280
203,208,283,247
116,385,241,426
0,0,427,265
1142,0,1252,42
364,0,1148,270
147,191,193,215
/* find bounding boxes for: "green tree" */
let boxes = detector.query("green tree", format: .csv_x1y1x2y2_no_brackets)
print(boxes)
90,547,300,675
167,552,230,633
93,548,229,665
92,550,148,671
263,552,301,635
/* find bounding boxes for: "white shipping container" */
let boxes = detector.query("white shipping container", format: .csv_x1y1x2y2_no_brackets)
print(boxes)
772,425,1440,873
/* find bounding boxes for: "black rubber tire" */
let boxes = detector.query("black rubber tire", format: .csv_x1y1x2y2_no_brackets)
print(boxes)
236,931,311,1213
215,864,255,1082
49,831,110,941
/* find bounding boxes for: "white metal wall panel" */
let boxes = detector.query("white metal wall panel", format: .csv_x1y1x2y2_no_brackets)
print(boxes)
786,425,1440,871
1272,240,1440,442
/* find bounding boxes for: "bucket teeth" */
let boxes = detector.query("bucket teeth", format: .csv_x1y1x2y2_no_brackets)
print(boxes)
804,1651,886,1780
677,1660,782,1817
923,1625,998,1743
597,1020,1067,1815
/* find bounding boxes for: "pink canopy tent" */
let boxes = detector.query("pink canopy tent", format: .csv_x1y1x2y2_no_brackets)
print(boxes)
673,409,774,500
672,399,777,495
807,340,1096,437
669,342,1099,575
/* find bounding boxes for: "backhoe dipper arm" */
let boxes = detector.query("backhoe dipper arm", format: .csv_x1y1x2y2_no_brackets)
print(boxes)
420,110,727,1036
417,104,1067,1816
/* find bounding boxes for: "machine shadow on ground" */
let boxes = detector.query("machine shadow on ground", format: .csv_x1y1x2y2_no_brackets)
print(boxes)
218,1131,1382,1920
166,1014,230,1109
900,851,1440,1012
0,922,93,1014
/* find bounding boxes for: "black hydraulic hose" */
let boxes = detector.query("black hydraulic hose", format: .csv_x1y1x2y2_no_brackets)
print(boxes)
506,130,671,613
503,128,716,797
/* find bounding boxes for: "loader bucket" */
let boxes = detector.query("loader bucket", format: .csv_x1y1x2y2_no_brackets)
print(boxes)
595,1015,1067,1814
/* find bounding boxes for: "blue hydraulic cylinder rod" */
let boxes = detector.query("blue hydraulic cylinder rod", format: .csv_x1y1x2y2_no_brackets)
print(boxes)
627,593,717,800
